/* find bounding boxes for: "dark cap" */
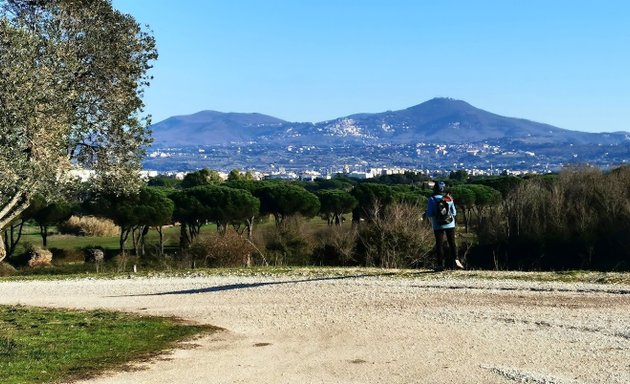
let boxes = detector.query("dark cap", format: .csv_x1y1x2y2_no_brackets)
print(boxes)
433,181,446,194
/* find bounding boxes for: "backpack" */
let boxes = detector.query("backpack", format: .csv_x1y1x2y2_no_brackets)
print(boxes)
434,197,453,225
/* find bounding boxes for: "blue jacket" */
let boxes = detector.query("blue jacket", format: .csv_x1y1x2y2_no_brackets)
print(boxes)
426,194,456,230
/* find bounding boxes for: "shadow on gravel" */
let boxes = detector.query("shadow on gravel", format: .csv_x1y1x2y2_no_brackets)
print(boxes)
110,271,438,297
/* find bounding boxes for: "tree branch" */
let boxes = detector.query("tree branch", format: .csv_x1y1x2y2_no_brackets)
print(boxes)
0,191,25,224
0,194,31,230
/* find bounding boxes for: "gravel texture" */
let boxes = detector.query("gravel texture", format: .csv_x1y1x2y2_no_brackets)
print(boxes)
1,271,628,384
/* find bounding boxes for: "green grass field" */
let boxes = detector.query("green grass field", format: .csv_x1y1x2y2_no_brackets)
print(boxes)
0,305,211,384
18,224,184,253
5,220,278,275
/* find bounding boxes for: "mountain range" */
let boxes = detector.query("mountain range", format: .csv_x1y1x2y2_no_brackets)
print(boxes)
150,98,629,147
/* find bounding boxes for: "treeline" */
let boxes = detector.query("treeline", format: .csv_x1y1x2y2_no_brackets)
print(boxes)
3,166,629,271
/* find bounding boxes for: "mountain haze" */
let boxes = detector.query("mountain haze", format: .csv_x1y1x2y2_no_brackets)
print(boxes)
150,98,629,147
151,111,286,145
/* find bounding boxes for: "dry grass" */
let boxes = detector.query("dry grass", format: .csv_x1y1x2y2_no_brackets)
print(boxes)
58,216,119,237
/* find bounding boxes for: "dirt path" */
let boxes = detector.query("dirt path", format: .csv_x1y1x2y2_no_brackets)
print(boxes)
1,272,629,384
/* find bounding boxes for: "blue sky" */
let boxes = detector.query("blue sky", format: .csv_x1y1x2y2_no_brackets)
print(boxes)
112,0,630,133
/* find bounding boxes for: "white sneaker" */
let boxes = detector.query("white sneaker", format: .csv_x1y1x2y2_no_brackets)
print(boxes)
455,259,464,269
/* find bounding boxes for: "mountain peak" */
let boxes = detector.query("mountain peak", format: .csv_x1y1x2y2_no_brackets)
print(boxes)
407,97,474,111
150,98,629,146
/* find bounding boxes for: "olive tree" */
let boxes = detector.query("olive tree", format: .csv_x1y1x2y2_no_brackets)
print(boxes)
0,0,156,261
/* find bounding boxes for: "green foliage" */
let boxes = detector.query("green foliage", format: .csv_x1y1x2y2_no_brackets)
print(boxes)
262,217,314,265
368,171,429,185
449,170,469,182
224,179,262,195
27,199,74,228
304,178,355,192
350,183,395,222
465,184,502,207
227,169,254,182
0,0,156,261
449,186,475,208
391,185,428,206
331,174,359,186
181,169,223,188
177,185,259,229
135,188,175,228
472,176,523,198
0,305,208,384
86,187,174,255
90,188,173,230
255,183,320,226
148,176,181,189
170,189,206,227
316,190,358,225
448,185,476,232
170,185,259,248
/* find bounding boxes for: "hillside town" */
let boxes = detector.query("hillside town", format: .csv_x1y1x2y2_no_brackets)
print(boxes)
144,140,628,180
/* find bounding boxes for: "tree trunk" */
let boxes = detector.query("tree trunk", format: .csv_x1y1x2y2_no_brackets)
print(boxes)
40,225,48,247
463,208,471,233
0,235,6,263
179,223,190,249
0,192,31,260
2,221,25,259
140,225,149,257
273,213,283,228
131,226,140,256
246,216,254,240
119,227,130,256
156,226,164,256
187,224,199,243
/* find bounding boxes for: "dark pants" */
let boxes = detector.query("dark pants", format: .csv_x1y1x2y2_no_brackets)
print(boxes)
434,227,457,268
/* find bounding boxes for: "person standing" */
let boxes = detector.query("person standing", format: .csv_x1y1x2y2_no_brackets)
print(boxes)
426,181,464,270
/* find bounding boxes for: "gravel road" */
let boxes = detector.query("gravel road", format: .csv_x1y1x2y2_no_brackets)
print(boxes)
1,271,629,384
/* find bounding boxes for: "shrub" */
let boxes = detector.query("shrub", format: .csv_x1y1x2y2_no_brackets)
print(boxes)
355,202,434,268
0,262,17,276
26,247,53,268
260,215,315,266
311,226,358,266
472,165,630,270
58,216,118,237
108,253,136,273
50,248,86,264
187,230,256,268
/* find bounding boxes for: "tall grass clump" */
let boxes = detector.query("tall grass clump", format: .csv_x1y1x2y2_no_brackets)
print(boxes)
311,226,358,266
57,216,119,237
355,202,434,268
473,165,630,270
186,229,256,268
